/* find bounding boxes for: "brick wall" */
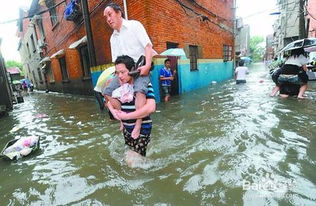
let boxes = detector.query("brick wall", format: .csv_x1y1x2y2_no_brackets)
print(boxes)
20,0,234,95
125,0,234,58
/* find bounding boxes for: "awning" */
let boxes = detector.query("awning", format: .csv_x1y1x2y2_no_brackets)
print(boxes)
39,56,51,64
50,49,65,58
69,36,87,49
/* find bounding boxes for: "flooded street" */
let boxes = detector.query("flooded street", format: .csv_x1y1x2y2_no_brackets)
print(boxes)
1,63,315,205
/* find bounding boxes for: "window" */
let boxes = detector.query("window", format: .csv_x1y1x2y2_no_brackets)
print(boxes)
26,43,31,58
166,42,179,49
37,18,45,39
30,34,36,53
32,70,36,84
58,57,69,81
223,45,232,61
189,45,198,71
79,45,91,78
37,68,43,83
47,65,55,82
27,64,31,74
46,0,58,26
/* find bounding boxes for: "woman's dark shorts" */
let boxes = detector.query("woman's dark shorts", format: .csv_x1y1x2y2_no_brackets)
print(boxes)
279,83,300,96
162,85,171,96
236,80,246,84
276,64,308,96
281,64,308,83
123,128,151,156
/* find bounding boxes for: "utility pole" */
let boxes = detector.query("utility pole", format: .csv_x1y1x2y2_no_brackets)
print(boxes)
81,0,97,67
232,0,237,68
299,0,307,39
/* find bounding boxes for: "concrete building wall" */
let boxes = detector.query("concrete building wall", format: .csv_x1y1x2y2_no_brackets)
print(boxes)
19,20,43,89
0,41,13,113
283,0,300,38
235,24,250,56
274,0,300,53
265,34,274,60
150,58,234,102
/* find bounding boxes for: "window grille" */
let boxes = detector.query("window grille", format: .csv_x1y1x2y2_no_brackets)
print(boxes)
189,45,198,71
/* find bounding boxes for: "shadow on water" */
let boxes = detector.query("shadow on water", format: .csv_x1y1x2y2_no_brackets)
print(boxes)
0,63,315,205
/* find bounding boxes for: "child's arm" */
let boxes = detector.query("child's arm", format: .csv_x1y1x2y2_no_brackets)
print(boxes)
106,99,121,120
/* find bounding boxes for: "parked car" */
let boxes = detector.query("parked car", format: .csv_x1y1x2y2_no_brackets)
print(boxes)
307,51,316,81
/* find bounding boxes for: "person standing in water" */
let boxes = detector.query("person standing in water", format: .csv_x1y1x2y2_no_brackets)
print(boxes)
107,55,156,167
234,60,249,84
159,58,174,102
103,2,155,139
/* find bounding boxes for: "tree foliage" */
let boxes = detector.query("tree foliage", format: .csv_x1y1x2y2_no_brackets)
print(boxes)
249,36,265,62
5,60,23,69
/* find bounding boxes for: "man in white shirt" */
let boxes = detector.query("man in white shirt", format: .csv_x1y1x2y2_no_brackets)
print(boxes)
103,2,155,139
235,60,249,84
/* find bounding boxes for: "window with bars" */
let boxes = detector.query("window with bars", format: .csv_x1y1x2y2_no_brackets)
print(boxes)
26,43,31,58
189,45,198,71
223,45,232,62
79,45,91,78
37,68,43,83
37,18,45,39
30,34,36,53
46,0,58,26
58,57,69,81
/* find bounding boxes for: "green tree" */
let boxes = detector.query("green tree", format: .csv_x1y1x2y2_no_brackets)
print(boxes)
249,36,265,62
5,60,23,69
5,60,24,75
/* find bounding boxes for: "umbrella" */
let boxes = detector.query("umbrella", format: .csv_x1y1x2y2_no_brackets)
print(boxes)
160,48,188,59
240,56,252,64
240,56,252,61
280,38,316,53
20,78,31,85
12,80,21,85
94,66,115,93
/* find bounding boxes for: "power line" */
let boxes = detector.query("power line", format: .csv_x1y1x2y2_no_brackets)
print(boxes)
0,0,66,25
240,1,297,19
174,0,233,34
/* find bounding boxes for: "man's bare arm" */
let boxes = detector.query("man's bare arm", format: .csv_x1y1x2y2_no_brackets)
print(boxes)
115,99,156,120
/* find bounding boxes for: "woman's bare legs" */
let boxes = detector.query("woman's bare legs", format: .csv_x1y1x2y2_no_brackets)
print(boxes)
297,84,307,99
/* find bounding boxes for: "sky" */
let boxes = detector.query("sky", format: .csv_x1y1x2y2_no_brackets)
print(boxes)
0,0,32,62
236,0,279,37
0,0,278,62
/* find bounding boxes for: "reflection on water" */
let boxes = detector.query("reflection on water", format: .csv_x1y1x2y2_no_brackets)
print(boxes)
1,63,315,205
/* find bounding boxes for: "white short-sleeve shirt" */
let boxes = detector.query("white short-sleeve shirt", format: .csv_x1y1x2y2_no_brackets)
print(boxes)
235,66,248,80
110,19,152,62
285,54,309,67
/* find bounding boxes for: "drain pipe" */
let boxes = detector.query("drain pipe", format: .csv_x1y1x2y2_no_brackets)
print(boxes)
123,0,128,20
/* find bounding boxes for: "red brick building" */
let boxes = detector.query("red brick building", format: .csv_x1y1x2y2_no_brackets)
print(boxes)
18,0,234,95
307,0,316,38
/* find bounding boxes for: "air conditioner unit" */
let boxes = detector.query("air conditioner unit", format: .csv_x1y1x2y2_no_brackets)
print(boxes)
236,18,243,29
